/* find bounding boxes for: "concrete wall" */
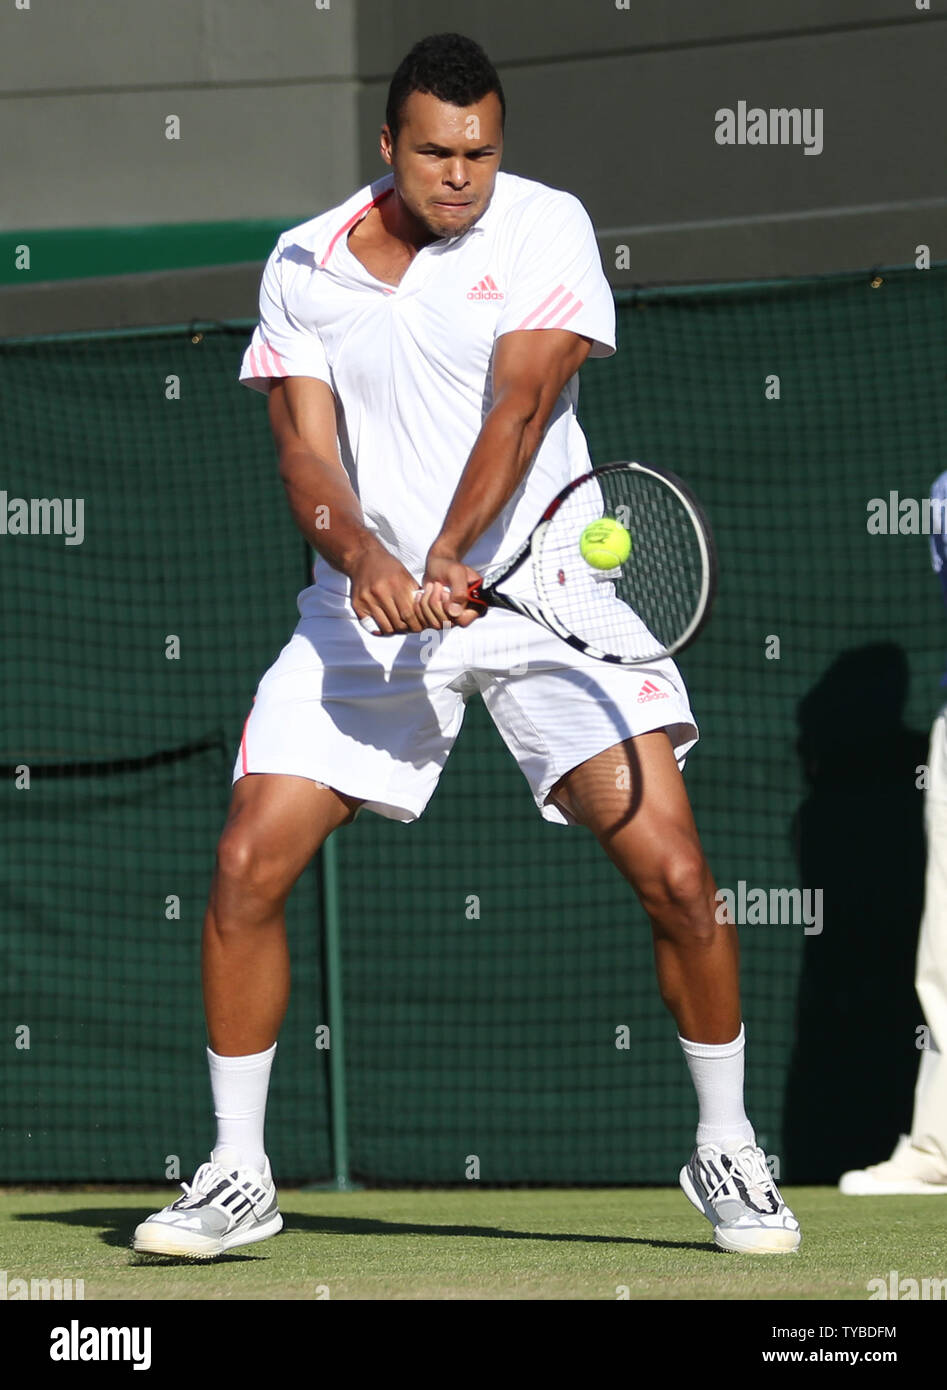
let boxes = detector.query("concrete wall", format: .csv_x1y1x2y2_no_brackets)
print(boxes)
357,0,947,282
0,0,943,331
0,0,359,228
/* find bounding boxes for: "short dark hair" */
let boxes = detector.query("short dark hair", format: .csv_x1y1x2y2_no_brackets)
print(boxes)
385,33,505,142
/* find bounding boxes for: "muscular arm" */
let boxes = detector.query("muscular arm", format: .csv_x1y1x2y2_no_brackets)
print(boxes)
268,376,428,633
269,377,367,568
423,328,593,624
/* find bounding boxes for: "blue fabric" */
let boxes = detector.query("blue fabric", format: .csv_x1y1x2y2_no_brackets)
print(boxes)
930,471,947,683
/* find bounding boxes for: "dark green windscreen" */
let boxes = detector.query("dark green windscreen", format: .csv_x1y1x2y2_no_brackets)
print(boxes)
2,265,944,1183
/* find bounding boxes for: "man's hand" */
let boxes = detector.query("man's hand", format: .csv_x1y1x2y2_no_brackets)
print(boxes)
417,549,483,629
349,542,430,635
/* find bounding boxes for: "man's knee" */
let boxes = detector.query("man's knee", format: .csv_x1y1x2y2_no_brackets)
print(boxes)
214,825,296,909
637,842,714,930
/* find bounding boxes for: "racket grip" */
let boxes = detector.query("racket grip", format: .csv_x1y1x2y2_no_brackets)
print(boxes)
466,582,488,615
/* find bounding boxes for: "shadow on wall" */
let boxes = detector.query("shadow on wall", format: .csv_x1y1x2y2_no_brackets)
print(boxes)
783,644,928,1183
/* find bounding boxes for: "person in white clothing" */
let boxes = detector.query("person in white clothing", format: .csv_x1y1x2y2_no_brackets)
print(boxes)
134,32,800,1259
840,472,947,1195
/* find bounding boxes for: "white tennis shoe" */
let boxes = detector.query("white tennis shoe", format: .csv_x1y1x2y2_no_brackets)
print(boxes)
133,1150,282,1258
839,1135,947,1195
680,1141,802,1253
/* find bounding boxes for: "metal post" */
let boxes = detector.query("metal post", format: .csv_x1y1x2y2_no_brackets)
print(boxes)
317,830,360,1190
302,540,361,1191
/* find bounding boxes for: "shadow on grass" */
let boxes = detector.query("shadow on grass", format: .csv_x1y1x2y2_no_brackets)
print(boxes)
285,1210,713,1253
14,1205,715,1256
13,1208,266,1264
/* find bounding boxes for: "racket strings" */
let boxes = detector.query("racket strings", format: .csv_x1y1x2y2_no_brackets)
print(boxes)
536,469,708,662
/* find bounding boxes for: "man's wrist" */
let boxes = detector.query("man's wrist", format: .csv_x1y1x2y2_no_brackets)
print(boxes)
335,527,383,575
427,536,464,566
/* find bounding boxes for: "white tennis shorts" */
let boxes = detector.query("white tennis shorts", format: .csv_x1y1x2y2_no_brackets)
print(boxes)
233,573,699,825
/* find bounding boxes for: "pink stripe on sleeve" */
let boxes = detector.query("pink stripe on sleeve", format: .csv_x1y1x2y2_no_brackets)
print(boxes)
240,709,251,775
546,297,584,330
261,340,286,377
515,284,569,331
535,290,576,329
255,340,273,376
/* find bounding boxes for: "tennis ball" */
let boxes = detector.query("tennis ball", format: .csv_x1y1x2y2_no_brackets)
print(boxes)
579,518,632,569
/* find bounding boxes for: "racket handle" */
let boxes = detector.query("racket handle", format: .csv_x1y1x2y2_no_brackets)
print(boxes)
466,582,488,615
358,583,487,633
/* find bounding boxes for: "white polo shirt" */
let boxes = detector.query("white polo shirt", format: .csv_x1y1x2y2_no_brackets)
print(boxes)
239,170,616,588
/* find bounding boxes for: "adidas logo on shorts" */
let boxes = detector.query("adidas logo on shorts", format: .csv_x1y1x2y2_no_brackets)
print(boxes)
467,275,504,301
637,679,670,704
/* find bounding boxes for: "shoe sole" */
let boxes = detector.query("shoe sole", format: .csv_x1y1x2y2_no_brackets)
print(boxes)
132,1211,283,1259
839,1175,947,1196
679,1165,801,1254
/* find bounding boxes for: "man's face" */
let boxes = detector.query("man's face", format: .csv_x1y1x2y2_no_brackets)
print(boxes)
382,90,503,240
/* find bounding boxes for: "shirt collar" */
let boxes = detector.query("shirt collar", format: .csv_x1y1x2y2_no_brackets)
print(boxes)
291,171,493,267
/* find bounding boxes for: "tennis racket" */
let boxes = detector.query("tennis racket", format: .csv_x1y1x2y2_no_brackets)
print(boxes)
361,461,717,665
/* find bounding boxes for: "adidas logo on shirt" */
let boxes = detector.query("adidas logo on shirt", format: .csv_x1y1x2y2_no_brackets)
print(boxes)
467,275,504,301
637,679,670,704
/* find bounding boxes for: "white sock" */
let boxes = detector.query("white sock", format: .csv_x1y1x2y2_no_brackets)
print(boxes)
678,1024,756,1151
207,1043,276,1173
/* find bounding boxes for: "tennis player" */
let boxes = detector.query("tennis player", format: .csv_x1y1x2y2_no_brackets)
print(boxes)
134,33,800,1257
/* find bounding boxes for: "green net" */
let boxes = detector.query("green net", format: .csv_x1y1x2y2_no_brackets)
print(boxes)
0,328,331,1184
2,264,945,1184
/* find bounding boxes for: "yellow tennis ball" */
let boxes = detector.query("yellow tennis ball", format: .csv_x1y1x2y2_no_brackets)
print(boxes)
579,518,632,569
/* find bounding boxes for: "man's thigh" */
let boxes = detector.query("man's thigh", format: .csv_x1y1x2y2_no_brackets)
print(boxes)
214,773,361,900
553,733,718,925
475,609,698,827
234,593,474,824
553,730,696,831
